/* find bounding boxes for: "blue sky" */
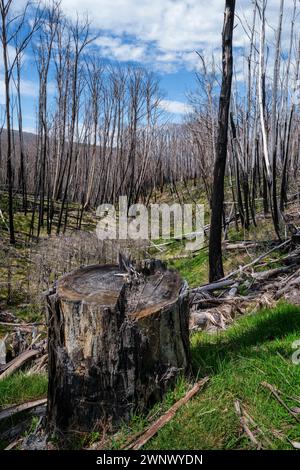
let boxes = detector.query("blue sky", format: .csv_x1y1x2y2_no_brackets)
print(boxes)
0,0,298,130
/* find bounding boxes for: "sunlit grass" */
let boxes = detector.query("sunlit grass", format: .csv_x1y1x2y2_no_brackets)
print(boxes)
0,372,47,408
108,303,300,450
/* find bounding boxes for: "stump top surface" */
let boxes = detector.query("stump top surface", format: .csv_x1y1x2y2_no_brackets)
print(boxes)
58,264,125,305
57,263,184,316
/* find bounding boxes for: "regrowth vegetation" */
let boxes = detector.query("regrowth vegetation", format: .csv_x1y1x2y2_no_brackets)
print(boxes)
0,0,300,453
118,303,300,450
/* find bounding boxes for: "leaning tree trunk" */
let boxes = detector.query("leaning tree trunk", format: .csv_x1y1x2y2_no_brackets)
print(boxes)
46,260,190,434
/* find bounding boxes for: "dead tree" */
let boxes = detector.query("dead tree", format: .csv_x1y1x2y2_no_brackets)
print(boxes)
0,0,15,245
0,0,41,244
56,17,94,234
270,0,284,239
209,0,236,282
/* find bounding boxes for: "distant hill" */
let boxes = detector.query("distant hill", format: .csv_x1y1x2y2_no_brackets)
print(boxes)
0,128,37,150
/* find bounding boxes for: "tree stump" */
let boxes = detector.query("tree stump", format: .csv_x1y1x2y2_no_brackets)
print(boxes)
46,260,190,433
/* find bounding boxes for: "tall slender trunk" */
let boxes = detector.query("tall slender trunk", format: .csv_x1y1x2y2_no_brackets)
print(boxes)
209,0,235,282
1,8,15,244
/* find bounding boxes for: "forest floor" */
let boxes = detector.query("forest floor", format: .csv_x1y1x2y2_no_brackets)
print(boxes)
1,303,300,450
1,186,300,449
101,303,300,451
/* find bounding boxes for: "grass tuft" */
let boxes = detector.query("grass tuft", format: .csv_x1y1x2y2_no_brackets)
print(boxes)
0,372,47,409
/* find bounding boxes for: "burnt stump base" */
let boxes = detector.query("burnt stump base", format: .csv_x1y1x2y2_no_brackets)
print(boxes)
46,261,190,433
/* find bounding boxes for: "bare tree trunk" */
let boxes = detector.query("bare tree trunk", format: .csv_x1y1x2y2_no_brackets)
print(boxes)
209,0,235,282
15,55,27,214
1,3,15,245
270,0,284,239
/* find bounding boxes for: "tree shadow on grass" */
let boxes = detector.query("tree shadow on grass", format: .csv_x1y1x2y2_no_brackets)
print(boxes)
191,303,300,375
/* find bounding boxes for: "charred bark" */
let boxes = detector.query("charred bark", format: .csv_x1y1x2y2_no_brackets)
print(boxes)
46,261,190,434
209,0,236,282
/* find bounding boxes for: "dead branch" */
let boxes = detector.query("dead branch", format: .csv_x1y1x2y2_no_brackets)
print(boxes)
222,239,291,280
0,398,47,421
261,382,300,422
234,399,273,448
190,279,236,295
251,265,296,281
0,348,40,381
4,439,21,450
234,400,261,448
126,377,209,450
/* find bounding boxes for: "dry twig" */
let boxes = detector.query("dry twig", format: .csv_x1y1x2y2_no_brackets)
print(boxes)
126,377,209,450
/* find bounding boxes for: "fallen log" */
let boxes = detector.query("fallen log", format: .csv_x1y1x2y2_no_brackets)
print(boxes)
1,404,46,442
225,242,260,250
226,282,239,298
0,398,47,421
274,274,300,299
46,261,190,433
190,279,236,296
126,377,209,450
0,321,44,327
191,295,255,306
251,265,296,282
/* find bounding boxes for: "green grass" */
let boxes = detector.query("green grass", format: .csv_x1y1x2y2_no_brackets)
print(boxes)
2,304,300,450
0,372,47,408
0,372,48,450
112,303,300,450
10,304,43,323
170,250,209,287
168,247,248,287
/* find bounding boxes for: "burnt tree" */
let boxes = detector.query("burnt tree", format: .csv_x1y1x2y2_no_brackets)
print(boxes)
209,0,235,282
46,261,190,433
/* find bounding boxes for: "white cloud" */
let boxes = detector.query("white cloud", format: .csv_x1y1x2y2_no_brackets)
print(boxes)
0,45,20,71
95,36,145,62
0,77,39,105
60,0,227,52
59,0,299,74
19,79,39,98
159,99,193,115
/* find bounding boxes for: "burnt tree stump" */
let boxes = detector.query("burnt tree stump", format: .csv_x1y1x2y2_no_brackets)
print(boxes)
46,260,190,433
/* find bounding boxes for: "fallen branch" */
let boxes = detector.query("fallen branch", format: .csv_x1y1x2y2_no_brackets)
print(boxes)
225,242,260,250
0,398,47,421
274,274,300,299
223,239,291,280
1,404,46,443
190,279,235,296
261,382,300,422
26,354,48,375
0,349,40,381
126,377,209,450
191,295,255,307
4,439,21,450
234,399,273,449
252,265,296,282
0,321,45,328
234,400,261,448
